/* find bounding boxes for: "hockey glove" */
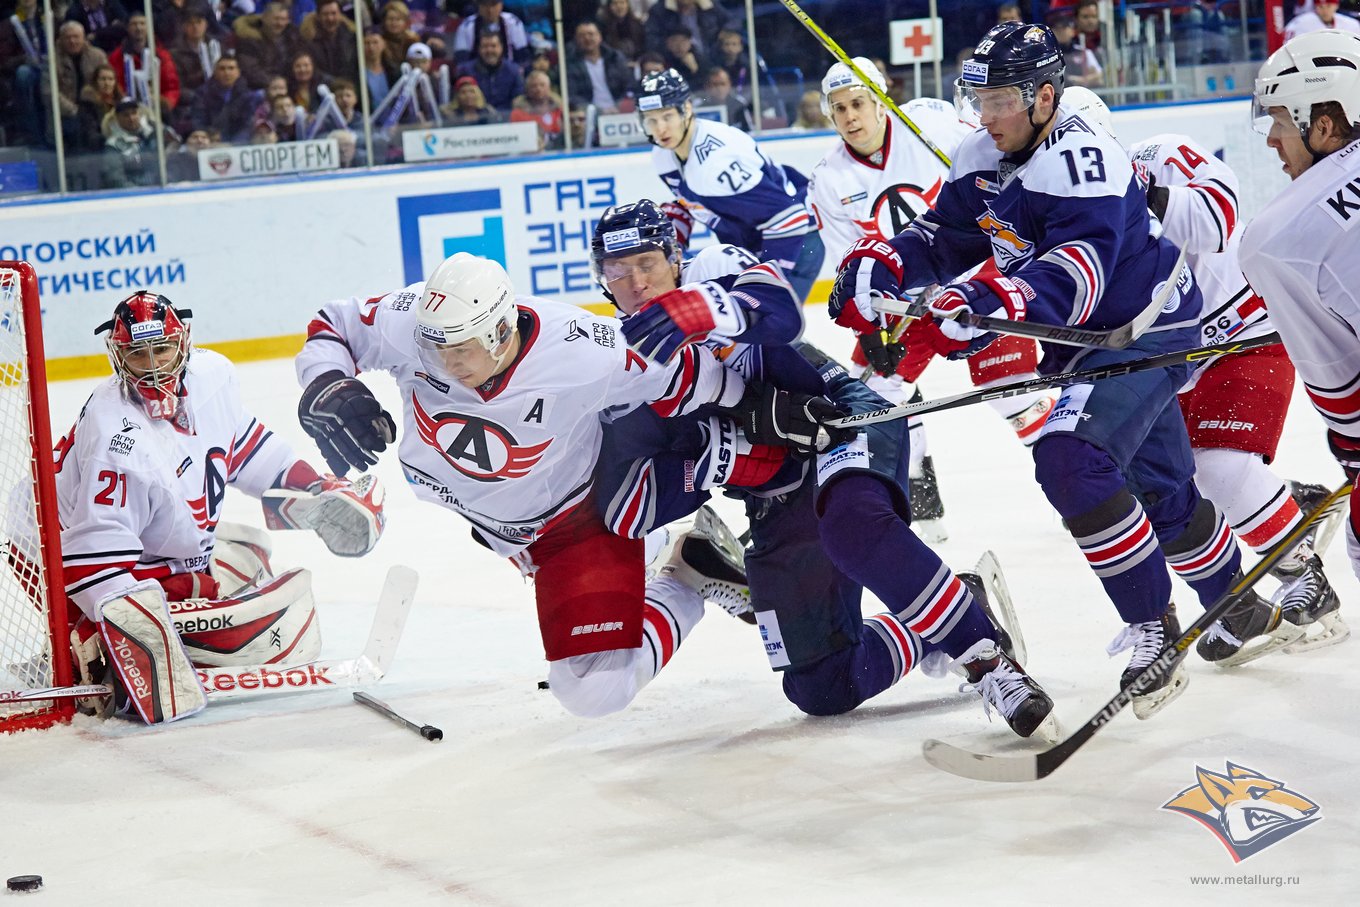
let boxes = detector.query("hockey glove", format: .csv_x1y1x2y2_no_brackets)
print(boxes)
856,328,908,378
1144,171,1170,222
158,572,221,602
730,383,855,454
623,282,747,362
298,370,397,475
697,417,788,488
828,238,906,334
927,274,1029,342
660,200,694,250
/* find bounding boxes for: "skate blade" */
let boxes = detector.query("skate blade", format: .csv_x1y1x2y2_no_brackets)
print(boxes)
1028,711,1061,745
1132,665,1189,720
1211,622,1308,668
1283,613,1350,654
914,519,948,544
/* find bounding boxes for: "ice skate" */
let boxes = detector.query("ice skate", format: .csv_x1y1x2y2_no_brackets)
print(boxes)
1107,603,1189,720
910,455,947,543
951,638,1058,742
1273,554,1349,653
659,505,755,623
957,550,1027,665
1196,585,1304,668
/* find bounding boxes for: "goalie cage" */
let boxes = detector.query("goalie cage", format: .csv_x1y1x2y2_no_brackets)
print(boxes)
0,262,75,732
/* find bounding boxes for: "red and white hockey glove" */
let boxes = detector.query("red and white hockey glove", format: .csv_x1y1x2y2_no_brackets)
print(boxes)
698,417,788,488
262,474,387,557
159,571,221,602
660,200,694,250
927,274,1029,341
828,238,906,334
623,282,746,362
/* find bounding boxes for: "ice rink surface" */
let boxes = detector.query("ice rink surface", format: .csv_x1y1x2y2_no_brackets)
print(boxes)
8,311,1358,905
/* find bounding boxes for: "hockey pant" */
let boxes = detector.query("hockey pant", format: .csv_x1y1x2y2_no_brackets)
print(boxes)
1031,329,1241,625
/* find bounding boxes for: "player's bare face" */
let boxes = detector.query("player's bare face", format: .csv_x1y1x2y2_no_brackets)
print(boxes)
1264,106,1315,180
432,337,503,387
973,86,1032,152
603,250,680,315
642,106,689,151
829,89,885,155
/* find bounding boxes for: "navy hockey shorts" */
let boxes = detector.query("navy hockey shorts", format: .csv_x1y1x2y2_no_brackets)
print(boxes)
812,352,913,519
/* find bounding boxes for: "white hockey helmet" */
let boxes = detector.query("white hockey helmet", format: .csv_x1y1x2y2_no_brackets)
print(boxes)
1254,29,1360,137
1062,86,1114,137
820,57,887,117
415,252,516,355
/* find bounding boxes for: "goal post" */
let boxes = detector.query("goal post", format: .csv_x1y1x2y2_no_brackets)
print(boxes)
0,261,75,731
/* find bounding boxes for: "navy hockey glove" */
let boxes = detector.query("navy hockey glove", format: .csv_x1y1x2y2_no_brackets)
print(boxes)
298,370,397,475
623,282,747,362
730,383,855,454
856,329,908,377
829,238,905,334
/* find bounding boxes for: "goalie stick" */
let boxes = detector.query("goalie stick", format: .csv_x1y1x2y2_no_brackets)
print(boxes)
920,483,1353,783
826,332,1282,429
199,565,416,700
869,248,1186,352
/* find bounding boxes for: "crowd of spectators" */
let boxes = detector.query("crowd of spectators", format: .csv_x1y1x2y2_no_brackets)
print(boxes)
0,0,1335,191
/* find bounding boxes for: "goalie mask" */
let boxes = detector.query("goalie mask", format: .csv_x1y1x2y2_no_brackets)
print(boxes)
415,253,518,385
96,292,193,421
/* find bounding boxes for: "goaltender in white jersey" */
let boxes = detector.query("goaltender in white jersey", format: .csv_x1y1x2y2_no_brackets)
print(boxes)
295,253,760,718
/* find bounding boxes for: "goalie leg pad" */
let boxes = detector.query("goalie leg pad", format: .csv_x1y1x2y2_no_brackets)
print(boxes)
99,583,207,725
173,568,322,668
212,522,275,596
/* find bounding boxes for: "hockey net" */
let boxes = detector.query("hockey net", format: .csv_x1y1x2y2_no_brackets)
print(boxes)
0,262,73,732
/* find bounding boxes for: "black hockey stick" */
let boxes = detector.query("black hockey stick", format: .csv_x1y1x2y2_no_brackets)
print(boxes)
354,691,444,741
870,248,1186,351
826,332,1281,429
921,482,1353,783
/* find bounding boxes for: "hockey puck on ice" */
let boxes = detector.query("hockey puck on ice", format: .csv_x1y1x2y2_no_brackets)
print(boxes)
6,875,42,892
537,680,550,690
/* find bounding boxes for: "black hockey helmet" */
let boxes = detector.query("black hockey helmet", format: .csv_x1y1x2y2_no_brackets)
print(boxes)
956,22,1065,119
590,199,683,307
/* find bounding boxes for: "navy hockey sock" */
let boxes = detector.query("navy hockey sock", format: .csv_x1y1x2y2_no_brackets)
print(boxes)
1035,435,1172,624
818,474,992,656
1153,494,1242,606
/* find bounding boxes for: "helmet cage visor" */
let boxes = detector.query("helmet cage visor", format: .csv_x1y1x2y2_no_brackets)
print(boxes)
955,80,1033,121
107,323,189,415
414,314,513,381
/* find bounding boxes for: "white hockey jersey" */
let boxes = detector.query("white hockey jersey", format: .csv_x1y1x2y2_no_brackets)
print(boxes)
1129,133,1272,381
1240,137,1360,435
808,97,976,262
296,286,746,556
53,350,302,620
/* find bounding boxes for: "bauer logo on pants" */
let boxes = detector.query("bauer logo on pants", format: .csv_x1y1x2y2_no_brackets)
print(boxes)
1161,762,1321,863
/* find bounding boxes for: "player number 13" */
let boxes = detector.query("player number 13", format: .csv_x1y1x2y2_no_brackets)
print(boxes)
1060,147,1106,185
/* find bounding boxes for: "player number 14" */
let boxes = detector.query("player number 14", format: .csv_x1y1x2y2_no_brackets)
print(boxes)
1061,147,1106,185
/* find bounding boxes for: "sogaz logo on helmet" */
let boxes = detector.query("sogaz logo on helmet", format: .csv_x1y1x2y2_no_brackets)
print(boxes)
418,323,448,344
639,95,663,111
962,60,989,83
603,227,641,252
130,320,165,340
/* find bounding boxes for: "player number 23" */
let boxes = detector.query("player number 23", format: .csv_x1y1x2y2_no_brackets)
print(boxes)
1060,147,1106,185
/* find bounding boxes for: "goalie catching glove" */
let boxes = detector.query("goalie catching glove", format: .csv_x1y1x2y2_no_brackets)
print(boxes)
298,370,397,475
729,383,855,454
262,474,386,557
622,281,747,362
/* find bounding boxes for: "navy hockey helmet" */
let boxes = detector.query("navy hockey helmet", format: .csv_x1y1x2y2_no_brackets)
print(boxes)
955,22,1065,122
636,68,691,114
95,291,193,421
591,200,683,308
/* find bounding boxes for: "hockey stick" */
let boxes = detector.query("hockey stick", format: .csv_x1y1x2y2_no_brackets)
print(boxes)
776,0,952,168
353,691,443,741
198,565,417,700
825,332,1281,429
870,248,1187,351
921,483,1353,783
0,683,113,702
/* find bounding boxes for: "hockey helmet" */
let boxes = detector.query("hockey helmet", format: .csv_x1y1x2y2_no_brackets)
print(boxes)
1254,30,1360,139
591,200,683,307
1062,85,1114,136
820,57,887,117
96,291,192,421
636,68,691,115
415,253,518,376
955,22,1065,122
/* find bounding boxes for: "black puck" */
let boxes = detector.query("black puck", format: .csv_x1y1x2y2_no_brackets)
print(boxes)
6,875,42,892
537,680,550,690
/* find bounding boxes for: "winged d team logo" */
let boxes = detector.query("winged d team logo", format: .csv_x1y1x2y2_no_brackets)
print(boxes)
1161,761,1322,862
412,394,550,482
